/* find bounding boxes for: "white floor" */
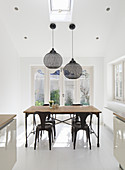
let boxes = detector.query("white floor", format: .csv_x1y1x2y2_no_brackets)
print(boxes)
12,123,119,170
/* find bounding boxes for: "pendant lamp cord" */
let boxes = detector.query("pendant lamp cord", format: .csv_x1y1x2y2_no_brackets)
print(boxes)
72,30,73,59
52,29,54,48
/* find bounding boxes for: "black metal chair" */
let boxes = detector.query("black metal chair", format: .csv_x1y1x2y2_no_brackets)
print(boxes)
43,104,56,138
71,104,93,137
72,112,92,150
34,111,53,150
71,104,82,139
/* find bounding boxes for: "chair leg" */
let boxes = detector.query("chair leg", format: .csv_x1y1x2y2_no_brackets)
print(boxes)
71,127,73,142
38,132,39,142
53,122,56,139
51,131,54,143
40,130,42,139
73,130,77,150
87,129,91,150
86,131,88,142
48,130,51,150
33,114,36,127
34,129,38,150
89,115,93,136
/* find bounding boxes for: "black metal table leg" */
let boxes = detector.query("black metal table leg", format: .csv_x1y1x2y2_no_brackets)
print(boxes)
97,114,100,147
33,114,36,132
25,113,28,147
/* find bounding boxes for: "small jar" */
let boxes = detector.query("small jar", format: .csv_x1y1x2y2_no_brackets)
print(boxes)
49,100,54,108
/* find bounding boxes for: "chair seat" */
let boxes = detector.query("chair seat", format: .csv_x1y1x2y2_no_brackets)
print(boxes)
37,123,52,130
73,123,89,129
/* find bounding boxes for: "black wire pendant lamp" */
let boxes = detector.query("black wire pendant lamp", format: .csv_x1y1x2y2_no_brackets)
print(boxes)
43,23,63,69
63,24,82,79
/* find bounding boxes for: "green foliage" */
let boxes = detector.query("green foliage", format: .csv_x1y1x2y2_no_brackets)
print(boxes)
80,95,90,105
35,100,44,106
50,89,60,105
80,101,89,105
65,92,73,106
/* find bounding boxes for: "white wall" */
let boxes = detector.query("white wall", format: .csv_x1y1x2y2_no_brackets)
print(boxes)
0,19,20,124
104,10,125,105
104,2,125,64
103,8,125,128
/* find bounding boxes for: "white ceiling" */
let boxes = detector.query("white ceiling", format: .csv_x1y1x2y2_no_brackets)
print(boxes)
0,0,125,58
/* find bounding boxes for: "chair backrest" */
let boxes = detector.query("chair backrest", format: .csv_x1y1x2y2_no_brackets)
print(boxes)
43,104,49,106
35,111,50,128
72,104,82,106
76,112,92,127
72,104,82,120
43,104,50,119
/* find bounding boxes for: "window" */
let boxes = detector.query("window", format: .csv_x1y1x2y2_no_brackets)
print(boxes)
64,78,74,106
80,70,90,105
48,0,74,22
50,70,60,105
31,66,45,106
50,0,71,11
34,70,44,106
114,62,123,101
31,66,93,106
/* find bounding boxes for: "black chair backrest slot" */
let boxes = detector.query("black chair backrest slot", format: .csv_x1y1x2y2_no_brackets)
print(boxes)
76,112,92,127
35,111,50,128
72,104,82,106
43,104,49,106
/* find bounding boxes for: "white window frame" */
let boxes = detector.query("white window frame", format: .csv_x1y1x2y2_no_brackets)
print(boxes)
48,0,74,22
31,66,45,105
50,0,71,12
49,68,62,104
113,61,124,102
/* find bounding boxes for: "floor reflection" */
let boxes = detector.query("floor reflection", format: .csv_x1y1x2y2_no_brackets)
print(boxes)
0,119,17,170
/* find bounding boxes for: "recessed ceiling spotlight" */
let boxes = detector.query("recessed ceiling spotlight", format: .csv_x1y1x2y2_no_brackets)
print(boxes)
24,36,28,39
96,37,99,40
14,7,19,11
106,7,110,11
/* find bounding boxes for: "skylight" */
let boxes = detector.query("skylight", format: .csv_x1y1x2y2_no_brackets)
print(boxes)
50,0,71,11
48,0,74,22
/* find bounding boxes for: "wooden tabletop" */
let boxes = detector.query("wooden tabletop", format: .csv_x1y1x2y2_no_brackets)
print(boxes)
113,112,125,121
23,105,101,114
0,114,16,128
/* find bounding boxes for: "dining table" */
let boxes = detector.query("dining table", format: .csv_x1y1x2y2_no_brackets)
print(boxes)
23,105,101,148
